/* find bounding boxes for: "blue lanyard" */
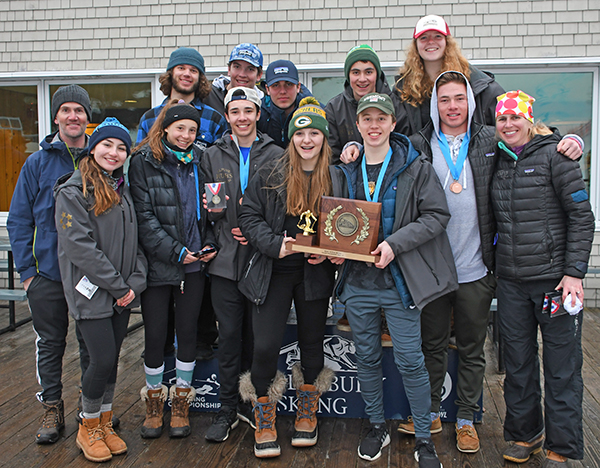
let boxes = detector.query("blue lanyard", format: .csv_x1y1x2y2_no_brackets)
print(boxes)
237,138,257,194
361,147,392,202
437,130,470,181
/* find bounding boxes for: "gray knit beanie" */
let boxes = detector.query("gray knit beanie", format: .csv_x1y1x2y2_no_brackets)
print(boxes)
51,84,92,121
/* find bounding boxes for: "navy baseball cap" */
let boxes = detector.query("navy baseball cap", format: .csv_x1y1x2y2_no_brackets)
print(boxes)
265,60,299,86
229,43,263,68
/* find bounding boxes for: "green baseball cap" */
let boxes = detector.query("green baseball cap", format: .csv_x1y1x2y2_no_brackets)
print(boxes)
356,93,395,117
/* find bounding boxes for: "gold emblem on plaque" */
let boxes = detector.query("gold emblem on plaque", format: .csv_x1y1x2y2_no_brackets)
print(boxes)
324,205,342,242
297,210,317,236
351,208,370,245
336,212,359,237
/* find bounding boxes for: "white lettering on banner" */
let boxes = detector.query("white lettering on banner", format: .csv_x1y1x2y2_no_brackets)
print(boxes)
277,396,348,416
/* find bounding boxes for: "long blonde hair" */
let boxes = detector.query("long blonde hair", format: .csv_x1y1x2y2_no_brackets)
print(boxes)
79,155,121,216
282,133,333,216
397,35,471,106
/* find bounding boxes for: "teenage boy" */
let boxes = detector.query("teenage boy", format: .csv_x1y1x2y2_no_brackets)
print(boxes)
331,93,454,467
257,59,315,149
8,85,92,444
202,87,283,442
136,47,226,150
325,45,403,164
398,71,496,453
204,43,265,117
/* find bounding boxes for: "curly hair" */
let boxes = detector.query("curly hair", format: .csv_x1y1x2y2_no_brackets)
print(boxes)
397,35,471,106
159,69,212,101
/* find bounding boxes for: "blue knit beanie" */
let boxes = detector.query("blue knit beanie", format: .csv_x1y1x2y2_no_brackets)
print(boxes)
166,47,205,74
88,117,132,155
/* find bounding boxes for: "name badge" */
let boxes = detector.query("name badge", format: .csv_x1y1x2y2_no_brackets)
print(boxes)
76,276,98,300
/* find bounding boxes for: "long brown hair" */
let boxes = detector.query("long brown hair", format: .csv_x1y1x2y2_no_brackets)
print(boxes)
132,99,181,161
397,35,471,106
159,69,212,101
282,133,333,216
79,156,121,216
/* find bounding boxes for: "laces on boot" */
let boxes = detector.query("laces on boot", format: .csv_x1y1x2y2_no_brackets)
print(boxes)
255,401,276,430
40,402,61,429
86,425,105,445
296,389,319,421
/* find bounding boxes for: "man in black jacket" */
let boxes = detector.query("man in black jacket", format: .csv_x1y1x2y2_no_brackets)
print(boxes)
399,71,496,454
202,87,283,443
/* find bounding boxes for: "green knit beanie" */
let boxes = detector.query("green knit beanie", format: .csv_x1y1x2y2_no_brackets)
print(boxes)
288,97,329,140
344,44,381,82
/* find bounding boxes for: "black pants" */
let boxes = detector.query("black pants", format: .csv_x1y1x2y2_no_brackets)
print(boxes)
421,273,495,419
197,275,218,345
497,278,584,460
27,275,88,402
142,271,205,367
77,310,131,401
211,275,253,409
251,268,329,397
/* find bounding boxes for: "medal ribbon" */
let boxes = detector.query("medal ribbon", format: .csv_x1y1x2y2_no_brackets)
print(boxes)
361,147,392,202
207,183,221,196
437,129,470,184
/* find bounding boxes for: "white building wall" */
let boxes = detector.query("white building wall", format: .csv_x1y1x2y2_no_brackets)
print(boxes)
0,0,598,72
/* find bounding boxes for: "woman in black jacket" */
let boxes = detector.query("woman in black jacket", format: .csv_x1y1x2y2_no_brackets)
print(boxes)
238,98,335,458
129,101,216,440
491,91,594,468
55,118,146,463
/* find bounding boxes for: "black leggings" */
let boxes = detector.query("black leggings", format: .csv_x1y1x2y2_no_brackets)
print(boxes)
251,268,329,396
77,310,131,401
142,271,205,367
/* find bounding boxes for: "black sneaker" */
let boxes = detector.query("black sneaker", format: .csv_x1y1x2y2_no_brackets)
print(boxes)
358,423,390,461
237,401,256,429
414,437,443,468
205,407,239,442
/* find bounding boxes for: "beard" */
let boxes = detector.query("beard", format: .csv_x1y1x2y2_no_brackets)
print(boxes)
172,77,199,96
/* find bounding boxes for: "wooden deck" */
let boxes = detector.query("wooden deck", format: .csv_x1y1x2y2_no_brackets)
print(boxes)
1,303,600,468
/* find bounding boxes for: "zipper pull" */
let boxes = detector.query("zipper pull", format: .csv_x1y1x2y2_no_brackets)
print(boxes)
180,281,185,294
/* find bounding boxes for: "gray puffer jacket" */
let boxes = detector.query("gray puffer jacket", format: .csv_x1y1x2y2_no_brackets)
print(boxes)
54,168,147,320
491,131,594,281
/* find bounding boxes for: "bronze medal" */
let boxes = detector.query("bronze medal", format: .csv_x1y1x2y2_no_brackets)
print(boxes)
449,181,463,194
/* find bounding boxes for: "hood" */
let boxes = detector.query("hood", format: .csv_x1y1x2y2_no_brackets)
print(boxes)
430,71,476,141
467,66,496,97
212,74,265,100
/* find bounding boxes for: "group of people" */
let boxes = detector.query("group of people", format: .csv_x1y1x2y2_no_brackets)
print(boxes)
7,13,593,468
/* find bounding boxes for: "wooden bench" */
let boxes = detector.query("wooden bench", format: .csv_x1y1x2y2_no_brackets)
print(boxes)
0,288,30,335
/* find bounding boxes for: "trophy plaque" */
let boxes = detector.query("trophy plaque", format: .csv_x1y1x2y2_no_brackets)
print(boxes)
287,196,382,263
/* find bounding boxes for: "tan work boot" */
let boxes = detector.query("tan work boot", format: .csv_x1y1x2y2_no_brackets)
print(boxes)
36,399,65,444
239,371,287,458
397,415,442,434
456,423,480,453
140,385,168,439
99,411,127,455
76,417,112,463
169,385,196,438
291,364,335,447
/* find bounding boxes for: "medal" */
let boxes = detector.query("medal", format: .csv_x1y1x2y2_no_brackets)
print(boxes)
207,183,222,205
449,181,463,194
368,181,376,196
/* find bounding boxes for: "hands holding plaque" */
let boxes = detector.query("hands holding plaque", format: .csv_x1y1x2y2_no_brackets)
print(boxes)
285,196,382,263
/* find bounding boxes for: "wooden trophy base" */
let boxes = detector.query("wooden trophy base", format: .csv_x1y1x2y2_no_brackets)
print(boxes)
287,234,380,263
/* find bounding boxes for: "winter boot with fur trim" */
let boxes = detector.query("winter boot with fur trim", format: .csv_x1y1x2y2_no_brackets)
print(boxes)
240,371,287,458
169,386,196,438
140,385,168,439
99,411,127,455
291,363,335,447
76,417,112,463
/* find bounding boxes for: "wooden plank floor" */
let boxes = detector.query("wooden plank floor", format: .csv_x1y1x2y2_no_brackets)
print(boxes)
1,303,600,468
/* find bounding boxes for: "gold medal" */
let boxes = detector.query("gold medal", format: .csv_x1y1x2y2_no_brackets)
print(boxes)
368,181,376,196
449,181,463,194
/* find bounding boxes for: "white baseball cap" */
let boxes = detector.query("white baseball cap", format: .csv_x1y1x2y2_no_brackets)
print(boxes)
413,15,450,39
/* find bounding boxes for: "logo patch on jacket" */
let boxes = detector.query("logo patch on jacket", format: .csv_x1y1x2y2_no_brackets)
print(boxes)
523,168,535,174
59,212,72,230
215,168,233,183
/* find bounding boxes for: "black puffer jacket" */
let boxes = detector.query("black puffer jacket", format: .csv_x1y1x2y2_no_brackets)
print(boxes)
129,144,214,287
237,158,336,305
325,71,404,164
394,66,505,136
410,120,498,272
491,131,594,281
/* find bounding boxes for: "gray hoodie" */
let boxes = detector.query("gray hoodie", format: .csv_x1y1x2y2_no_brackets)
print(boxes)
429,72,487,284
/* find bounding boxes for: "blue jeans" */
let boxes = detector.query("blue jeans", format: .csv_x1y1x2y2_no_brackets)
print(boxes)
340,283,432,438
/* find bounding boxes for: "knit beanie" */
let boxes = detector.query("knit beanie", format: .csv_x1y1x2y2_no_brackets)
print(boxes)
166,47,205,74
51,84,92,121
162,103,201,130
88,117,132,155
288,97,329,139
344,45,381,82
496,90,535,123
